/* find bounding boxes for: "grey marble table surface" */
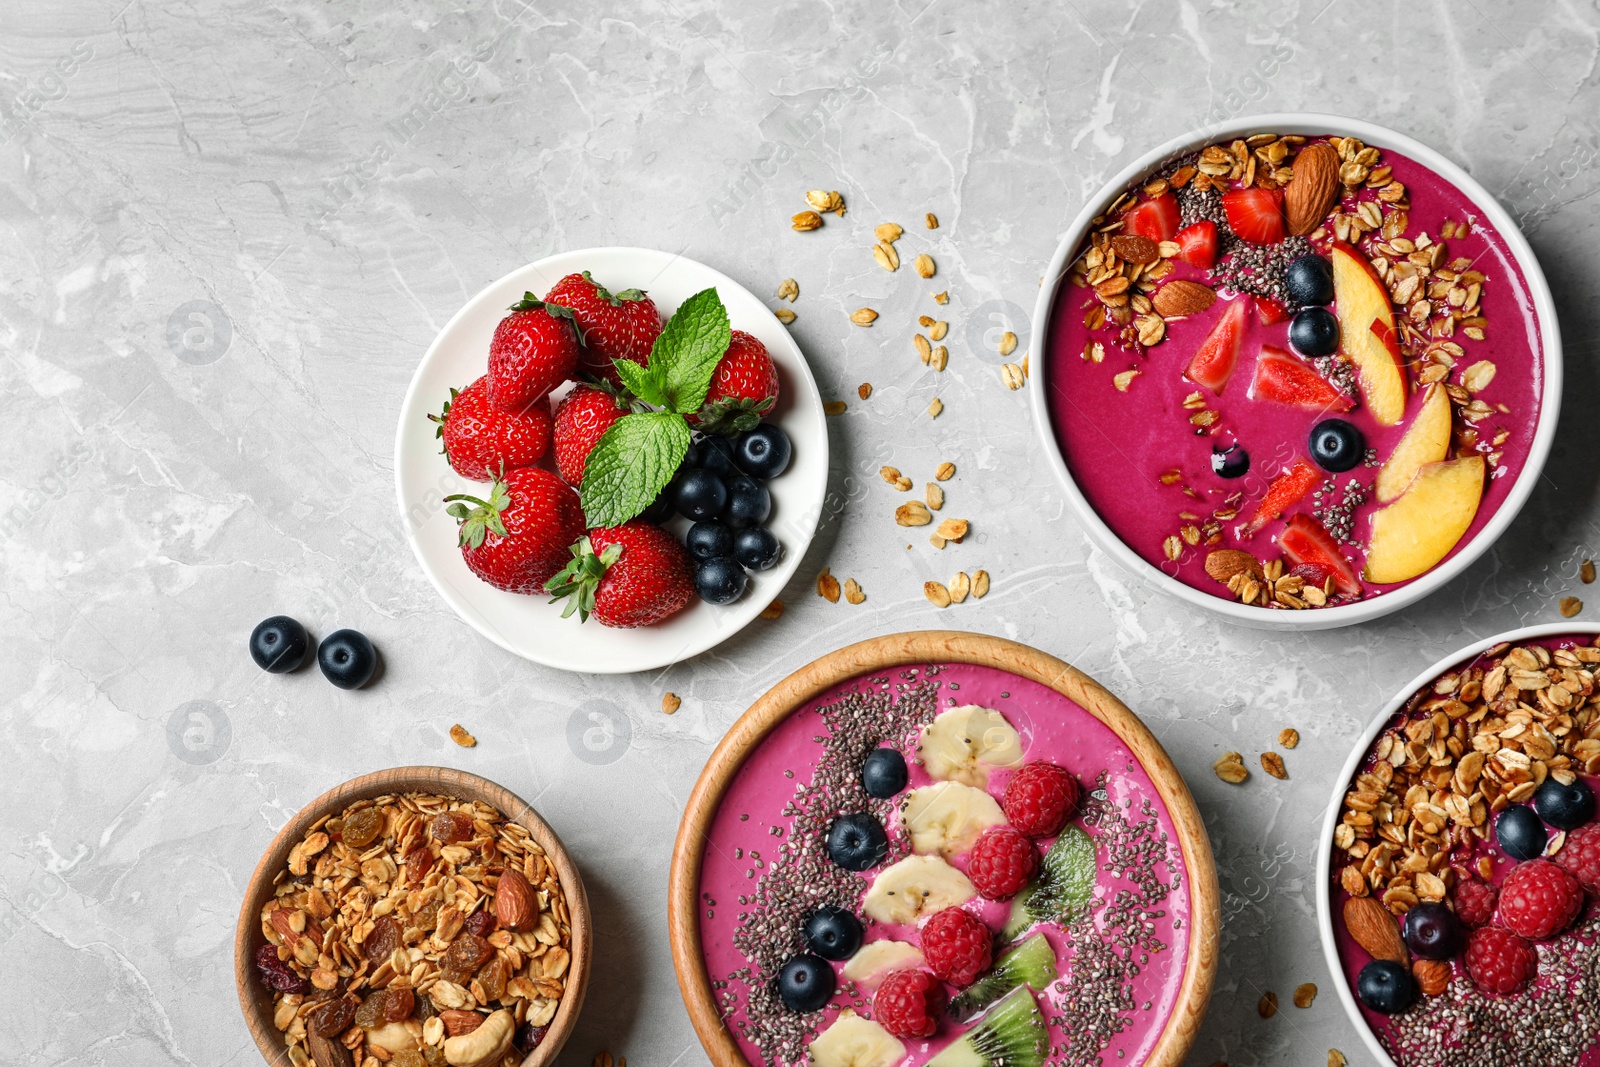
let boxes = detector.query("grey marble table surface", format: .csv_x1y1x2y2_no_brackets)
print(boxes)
6,1,1600,1064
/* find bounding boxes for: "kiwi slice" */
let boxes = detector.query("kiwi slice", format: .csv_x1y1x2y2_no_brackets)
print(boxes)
926,985,1049,1067
1001,826,1095,940
947,933,1056,1021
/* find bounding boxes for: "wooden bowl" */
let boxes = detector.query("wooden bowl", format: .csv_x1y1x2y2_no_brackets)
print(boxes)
234,766,591,1067
668,630,1219,1067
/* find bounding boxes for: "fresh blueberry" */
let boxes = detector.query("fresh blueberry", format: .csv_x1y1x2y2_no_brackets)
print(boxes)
1285,254,1335,306
250,615,309,673
801,906,863,961
1496,804,1547,861
695,556,747,605
861,748,908,798
775,954,836,1013
686,521,734,562
1211,443,1250,479
682,438,708,469
724,475,772,528
1289,306,1340,357
674,468,727,522
640,479,677,524
733,527,782,571
317,629,377,690
1534,777,1596,831
826,813,888,872
699,435,742,478
1309,418,1365,473
1356,959,1415,1015
736,424,792,480
1401,901,1461,960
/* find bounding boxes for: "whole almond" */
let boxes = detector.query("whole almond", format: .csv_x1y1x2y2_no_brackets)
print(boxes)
1412,958,1449,996
1286,142,1341,236
1110,234,1160,264
1151,280,1217,318
493,868,536,931
440,1009,486,1037
1342,895,1409,965
1204,549,1262,584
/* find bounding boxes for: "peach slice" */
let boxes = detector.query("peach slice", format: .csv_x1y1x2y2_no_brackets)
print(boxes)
1330,240,1406,425
1362,456,1485,584
1374,384,1452,503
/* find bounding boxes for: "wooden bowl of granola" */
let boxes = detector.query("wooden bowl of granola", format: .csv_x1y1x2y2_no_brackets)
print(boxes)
233,767,590,1067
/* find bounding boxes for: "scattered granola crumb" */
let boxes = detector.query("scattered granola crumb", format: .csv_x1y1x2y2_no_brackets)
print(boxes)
849,308,878,326
858,383,872,400
1214,752,1249,784
777,278,799,302
1261,752,1288,780
948,572,971,603
875,222,903,243
928,398,943,418
896,501,932,527
929,533,947,549
759,599,784,620
791,211,822,232
1584,558,1596,584
913,253,935,279
1293,982,1317,1008
816,568,841,603
661,692,681,716
933,291,949,305
843,578,865,605
971,570,990,598
805,189,844,215
1561,596,1583,618
925,483,944,511
924,581,952,608
998,331,1018,356
449,723,477,748
1278,728,1300,750
774,308,795,324
823,400,847,416
880,466,912,491
935,518,968,542
935,461,956,481
1001,363,1026,390
1258,991,1278,1018
925,212,939,229
1328,1050,1347,1067
929,321,948,342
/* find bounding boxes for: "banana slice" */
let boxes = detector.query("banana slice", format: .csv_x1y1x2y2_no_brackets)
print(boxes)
862,854,977,925
809,1010,906,1067
841,940,925,986
902,781,1007,857
917,705,1023,787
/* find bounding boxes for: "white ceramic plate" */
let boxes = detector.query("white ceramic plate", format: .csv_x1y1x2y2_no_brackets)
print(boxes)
1029,113,1562,630
1315,622,1600,1066
395,247,828,674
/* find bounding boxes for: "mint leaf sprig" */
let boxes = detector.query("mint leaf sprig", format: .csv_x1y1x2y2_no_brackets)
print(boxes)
579,287,731,529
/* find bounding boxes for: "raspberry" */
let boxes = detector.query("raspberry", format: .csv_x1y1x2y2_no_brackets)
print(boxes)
1002,762,1081,838
1499,859,1583,940
1556,822,1600,892
920,907,993,987
872,969,946,1038
966,826,1040,900
1451,877,1498,929
1464,925,1538,994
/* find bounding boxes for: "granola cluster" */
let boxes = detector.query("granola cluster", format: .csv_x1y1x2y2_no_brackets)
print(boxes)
1334,639,1600,917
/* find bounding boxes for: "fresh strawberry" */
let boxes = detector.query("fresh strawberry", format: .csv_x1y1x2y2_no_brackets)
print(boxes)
691,330,779,434
1255,295,1290,325
445,468,585,594
1242,458,1319,535
1186,299,1248,395
1249,346,1353,411
545,272,663,388
552,384,630,486
1123,192,1180,243
1221,186,1285,245
1173,221,1218,269
1279,513,1361,595
486,294,581,415
546,521,696,628
428,375,552,481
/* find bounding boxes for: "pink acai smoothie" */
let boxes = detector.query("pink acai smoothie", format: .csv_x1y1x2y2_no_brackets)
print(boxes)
1329,633,1600,1065
695,662,1193,1067
1047,134,1544,611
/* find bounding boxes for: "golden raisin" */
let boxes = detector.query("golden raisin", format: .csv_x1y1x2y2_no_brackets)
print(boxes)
342,808,383,849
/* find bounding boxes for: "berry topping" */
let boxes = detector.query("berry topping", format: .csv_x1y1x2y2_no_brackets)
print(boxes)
250,615,309,674
966,826,1040,901
1289,306,1340,357
1308,418,1365,473
1001,762,1082,838
1243,458,1319,536
1278,513,1362,596
861,748,909,799
686,520,734,561
1211,443,1250,479
724,474,772,528
1284,254,1335,306
920,907,994,987
1123,192,1180,243
1250,347,1352,412
733,527,782,572
826,813,889,872
1451,877,1498,929
802,906,864,961
1495,804,1548,862
1355,958,1415,1015
776,954,835,1013
694,556,748,606
1534,776,1596,831
1401,901,1462,960
873,969,947,1039
735,424,793,480
1185,298,1248,396
674,467,728,522
1498,859,1583,940
1556,822,1600,892
1464,926,1538,994
1172,220,1218,269
1221,186,1285,245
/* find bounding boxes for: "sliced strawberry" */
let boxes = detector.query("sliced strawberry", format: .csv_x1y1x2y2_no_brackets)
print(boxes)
1124,193,1180,243
1255,295,1290,325
1289,561,1336,588
1242,457,1319,535
1185,299,1249,395
1221,187,1285,245
1250,346,1353,411
1279,514,1361,596
1173,221,1218,269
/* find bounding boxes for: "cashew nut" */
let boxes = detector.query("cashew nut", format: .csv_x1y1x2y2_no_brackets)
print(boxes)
364,1021,418,1055
442,1008,514,1067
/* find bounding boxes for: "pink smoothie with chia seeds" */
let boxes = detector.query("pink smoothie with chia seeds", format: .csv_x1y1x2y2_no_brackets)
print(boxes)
695,662,1194,1067
1046,137,1545,610
1329,633,1600,1064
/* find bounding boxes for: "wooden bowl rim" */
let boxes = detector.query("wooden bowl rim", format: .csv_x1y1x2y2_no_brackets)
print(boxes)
232,765,592,1067
667,630,1219,1067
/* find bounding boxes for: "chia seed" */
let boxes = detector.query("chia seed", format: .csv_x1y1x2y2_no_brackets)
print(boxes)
1312,477,1368,544
1212,233,1314,304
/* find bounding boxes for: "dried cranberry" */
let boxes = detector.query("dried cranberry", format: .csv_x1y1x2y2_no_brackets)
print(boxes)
383,986,415,1022
515,1022,547,1052
365,915,400,966
462,909,497,939
254,943,308,994
438,932,494,984
311,995,358,1038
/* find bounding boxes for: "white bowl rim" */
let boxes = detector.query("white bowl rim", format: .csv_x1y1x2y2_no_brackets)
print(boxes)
1314,622,1600,1066
392,245,830,673
1028,112,1564,631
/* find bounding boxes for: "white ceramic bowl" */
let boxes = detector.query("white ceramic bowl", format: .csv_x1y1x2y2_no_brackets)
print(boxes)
394,247,828,673
1029,113,1562,630
1315,622,1600,1066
